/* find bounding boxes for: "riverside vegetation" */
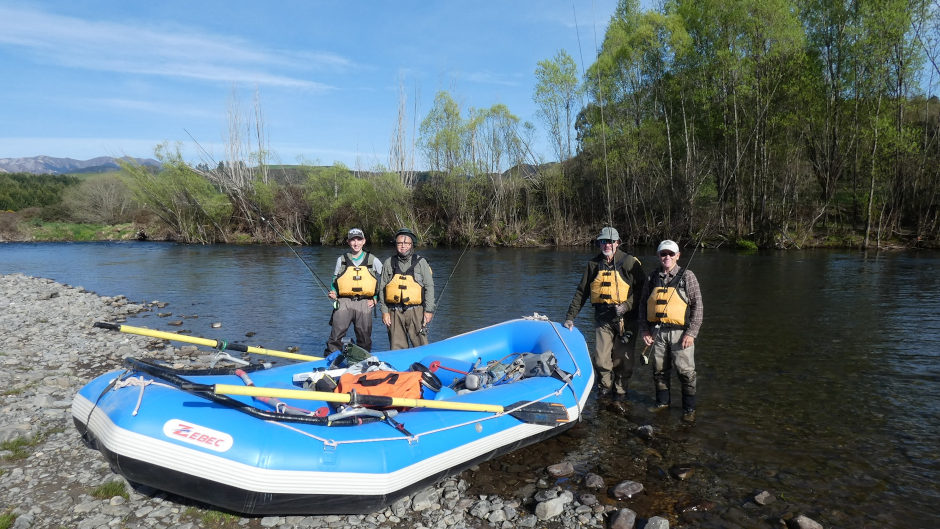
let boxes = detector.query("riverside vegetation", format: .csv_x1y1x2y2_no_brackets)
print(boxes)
3,0,940,250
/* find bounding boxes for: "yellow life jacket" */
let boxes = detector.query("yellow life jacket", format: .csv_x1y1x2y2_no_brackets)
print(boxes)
336,253,377,298
646,271,689,326
384,256,425,306
590,267,631,304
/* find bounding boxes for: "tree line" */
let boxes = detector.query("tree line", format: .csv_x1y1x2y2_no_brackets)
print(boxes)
4,0,939,249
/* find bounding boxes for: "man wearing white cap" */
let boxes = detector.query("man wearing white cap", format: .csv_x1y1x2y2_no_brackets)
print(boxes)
639,239,704,423
325,228,383,353
564,227,646,401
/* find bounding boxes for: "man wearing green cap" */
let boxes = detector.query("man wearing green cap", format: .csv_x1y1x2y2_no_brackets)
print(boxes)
564,227,645,401
378,228,435,349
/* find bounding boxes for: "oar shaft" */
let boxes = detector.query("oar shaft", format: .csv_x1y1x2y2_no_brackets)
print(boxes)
94,322,322,362
213,384,505,413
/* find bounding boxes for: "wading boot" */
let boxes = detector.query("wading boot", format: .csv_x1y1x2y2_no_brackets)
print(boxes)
648,389,670,413
681,394,696,423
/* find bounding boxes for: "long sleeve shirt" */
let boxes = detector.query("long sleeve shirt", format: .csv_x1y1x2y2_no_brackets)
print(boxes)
565,249,646,324
638,265,703,338
377,254,435,314
329,251,383,298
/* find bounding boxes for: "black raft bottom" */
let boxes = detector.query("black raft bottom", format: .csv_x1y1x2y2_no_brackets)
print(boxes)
74,416,576,515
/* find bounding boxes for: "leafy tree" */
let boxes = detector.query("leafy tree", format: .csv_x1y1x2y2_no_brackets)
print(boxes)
122,143,231,243
534,49,582,162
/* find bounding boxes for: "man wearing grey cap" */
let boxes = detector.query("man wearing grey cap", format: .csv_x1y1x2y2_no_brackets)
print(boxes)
564,227,645,401
639,239,704,423
325,228,383,353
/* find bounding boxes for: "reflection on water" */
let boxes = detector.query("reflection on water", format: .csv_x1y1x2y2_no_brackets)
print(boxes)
2,242,938,526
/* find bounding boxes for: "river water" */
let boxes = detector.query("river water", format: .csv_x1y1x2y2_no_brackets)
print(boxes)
2,241,937,527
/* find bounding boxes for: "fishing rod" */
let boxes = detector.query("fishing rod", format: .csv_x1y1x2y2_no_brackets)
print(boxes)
639,234,706,364
419,198,498,337
422,236,472,336
254,207,331,297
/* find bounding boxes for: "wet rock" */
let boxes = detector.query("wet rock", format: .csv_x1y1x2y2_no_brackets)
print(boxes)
517,514,538,528
168,320,183,326
609,507,637,529
636,424,655,440
754,490,776,505
645,515,670,529
583,472,605,489
533,488,559,502
669,464,695,480
788,514,824,529
610,480,644,500
677,498,716,513
646,464,669,480
534,490,573,520
578,493,598,506
547,461,574,477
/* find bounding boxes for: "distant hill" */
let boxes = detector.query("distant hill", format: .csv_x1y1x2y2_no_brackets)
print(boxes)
0,155,160,175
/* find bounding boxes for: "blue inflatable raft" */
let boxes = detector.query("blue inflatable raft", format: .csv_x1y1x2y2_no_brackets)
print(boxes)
71,316,594,515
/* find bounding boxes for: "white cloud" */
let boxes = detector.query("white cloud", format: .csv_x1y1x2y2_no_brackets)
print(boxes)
79,97,218,119
0,6,343,90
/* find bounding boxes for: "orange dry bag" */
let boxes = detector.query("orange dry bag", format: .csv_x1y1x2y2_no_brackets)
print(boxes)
335,370,423,400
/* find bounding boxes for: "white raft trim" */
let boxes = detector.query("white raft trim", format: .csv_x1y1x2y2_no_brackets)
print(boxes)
72,389,588,496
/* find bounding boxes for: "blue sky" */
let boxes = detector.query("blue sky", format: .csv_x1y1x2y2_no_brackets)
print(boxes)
0,1,619,169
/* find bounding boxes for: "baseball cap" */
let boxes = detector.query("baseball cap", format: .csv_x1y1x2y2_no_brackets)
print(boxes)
657,240,680,254
347,228,365,240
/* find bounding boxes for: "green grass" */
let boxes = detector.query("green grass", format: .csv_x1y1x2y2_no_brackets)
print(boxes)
0,437,34,461
92,480,128,500
21,220,141,241
735,238,758,251
0,510,16,529
1,381,38,397
0,427,62,461
184,507,239,527
28,221,107,241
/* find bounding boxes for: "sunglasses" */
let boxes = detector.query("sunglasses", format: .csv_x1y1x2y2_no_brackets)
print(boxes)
598,239,616,245
659,251,675,257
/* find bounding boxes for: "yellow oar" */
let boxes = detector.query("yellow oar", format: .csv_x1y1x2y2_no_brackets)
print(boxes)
94,322,322,362
205,383,569,425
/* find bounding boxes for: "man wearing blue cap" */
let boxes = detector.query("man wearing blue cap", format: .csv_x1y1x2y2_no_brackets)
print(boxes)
564,227,645,401
325,228,382,353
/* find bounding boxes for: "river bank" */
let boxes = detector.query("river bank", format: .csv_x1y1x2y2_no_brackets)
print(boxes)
1,214,932,251
0,273,831,529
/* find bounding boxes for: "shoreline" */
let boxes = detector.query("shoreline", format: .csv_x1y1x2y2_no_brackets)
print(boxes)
0,218,934,251
0,273,827,529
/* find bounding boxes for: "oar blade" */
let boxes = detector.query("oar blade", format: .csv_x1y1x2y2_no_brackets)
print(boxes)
506,401,570,426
